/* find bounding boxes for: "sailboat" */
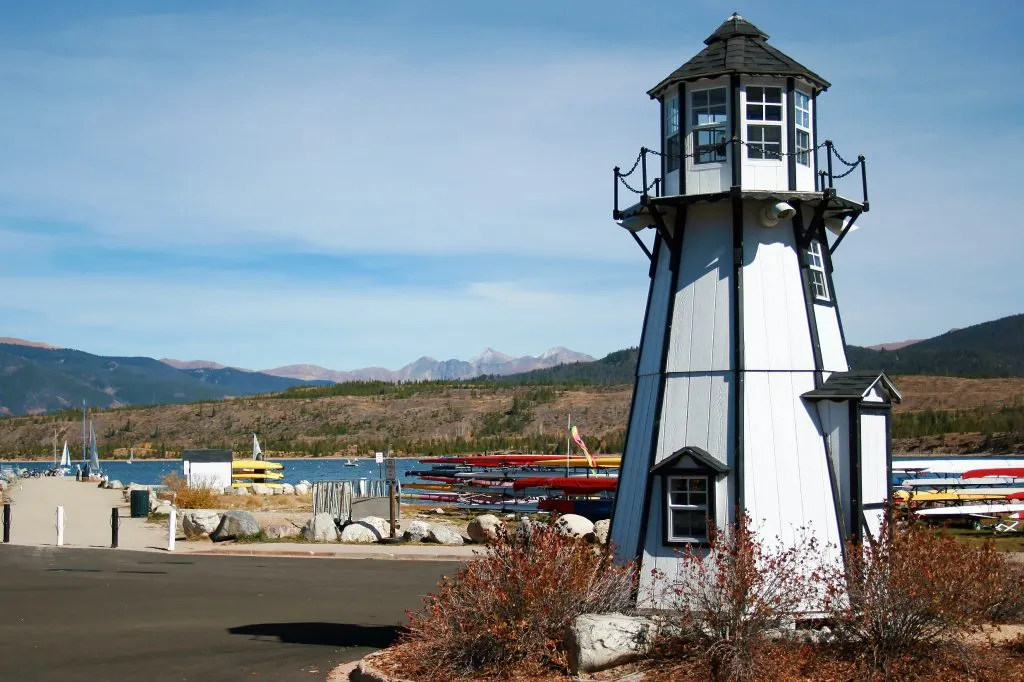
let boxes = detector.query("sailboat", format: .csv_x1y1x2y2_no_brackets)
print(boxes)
252,433,264,461
127,448,134,464
60,441,71,470
88,421,101,477
344,458,358,467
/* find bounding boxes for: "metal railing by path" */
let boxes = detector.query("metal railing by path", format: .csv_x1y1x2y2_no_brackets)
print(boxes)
312,481,353,521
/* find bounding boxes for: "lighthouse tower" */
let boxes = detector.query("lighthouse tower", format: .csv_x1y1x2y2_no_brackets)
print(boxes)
607,13,901,604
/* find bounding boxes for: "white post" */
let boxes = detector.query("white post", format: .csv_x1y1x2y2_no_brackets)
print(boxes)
56,506,65,547
167,508,176,552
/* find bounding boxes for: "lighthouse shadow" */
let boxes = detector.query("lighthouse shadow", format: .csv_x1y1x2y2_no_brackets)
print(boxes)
227,622,401,648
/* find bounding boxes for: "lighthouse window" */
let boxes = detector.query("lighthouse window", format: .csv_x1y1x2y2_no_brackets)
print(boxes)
690,87,728,164
805,240,831,301
746,86,783,160
746,86,783,122
665,96,681,172
795,91,812,166
747,125,782,159
666,475,710,543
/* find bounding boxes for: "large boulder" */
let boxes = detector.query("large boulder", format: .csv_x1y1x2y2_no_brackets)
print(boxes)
210,511,261,542
153,502,174,515
402,520,432,543
107,480,124,490
301,513,339,542
426,524,464,546
467,514,504,544
340,521,384,543
263,522,299,540
293,483,310,496
281,483,295,495
361,516,393,538
554,514,595,541
594,519,611,545
565,614,659,674
251,483,272,496
182,510,221,537
234,487,249,496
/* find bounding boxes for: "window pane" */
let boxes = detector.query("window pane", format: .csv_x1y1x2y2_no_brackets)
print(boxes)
747,86,763,101
746,104,762,120
692,90,708,107
709,105,727,122
765,87,782,103
689,478,707,492
765,126,781,142
669,477,687,493
666,134,681,172
765,104,782,122
695,127,728,164
671,510,708,541
690,492,707,506
709,88,726,105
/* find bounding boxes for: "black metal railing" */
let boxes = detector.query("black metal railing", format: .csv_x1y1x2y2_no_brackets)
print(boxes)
613,138,870,218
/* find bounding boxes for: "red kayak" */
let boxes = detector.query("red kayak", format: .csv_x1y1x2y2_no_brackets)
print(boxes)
963,468,1024,479
512,477,618,494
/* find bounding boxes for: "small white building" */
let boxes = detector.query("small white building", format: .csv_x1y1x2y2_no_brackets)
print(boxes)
607,13,902,608
182,449,232,490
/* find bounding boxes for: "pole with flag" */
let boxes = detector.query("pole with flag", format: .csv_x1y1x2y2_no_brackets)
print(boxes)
571,425,596,469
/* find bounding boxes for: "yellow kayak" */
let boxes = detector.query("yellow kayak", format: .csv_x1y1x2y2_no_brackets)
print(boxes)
231,482,284,489
232,471,284,480
232,459,283,470
895,489,1015,502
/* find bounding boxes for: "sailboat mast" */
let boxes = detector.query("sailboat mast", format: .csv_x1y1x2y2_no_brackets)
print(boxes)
566,413,571,476
81,401,87,466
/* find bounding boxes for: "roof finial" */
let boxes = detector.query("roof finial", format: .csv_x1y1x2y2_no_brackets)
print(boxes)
730,11,744,21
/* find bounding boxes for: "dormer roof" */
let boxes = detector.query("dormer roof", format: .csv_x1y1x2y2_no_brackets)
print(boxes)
647,13,830,99
801,371,903,403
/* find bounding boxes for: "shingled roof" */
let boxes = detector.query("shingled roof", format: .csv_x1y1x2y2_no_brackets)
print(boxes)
648,13,830,98
802,371,903,403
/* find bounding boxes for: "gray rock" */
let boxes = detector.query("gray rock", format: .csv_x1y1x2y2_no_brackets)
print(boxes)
234,487,250,496
107,480,124,490
340,521,383,543
182,510,221,537
210,510,261,542
154,503,174,515
432,507,446,514
566,614,658,674
148,495,162,512
554,514,595,541
293,483,310,495
594,519,611,545
263,521,299,539
516,515,536,539
301,513,339,542
402,519,432,542
271,486,284,495
298,480,311,487
223,487,234,495
360,516,392,538
281,483,295,495
467,514,504,543
251,483,272,496
426,524,464,546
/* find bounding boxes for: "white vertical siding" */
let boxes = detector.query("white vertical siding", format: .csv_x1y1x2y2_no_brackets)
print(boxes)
610,373,662,562
638,239,675,376
817,400,851,532
663,171,680,196
666,203,733,373
860,412,889,537
814,304,849,372
186,461,231,490
655,373,732,467
744,371,841,550
741,209,815,371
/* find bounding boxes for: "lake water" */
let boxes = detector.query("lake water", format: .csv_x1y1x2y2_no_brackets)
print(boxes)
8,458,428,486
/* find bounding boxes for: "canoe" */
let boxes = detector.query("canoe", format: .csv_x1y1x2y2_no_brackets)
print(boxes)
513,477,619,494
421,455,621,467
963,468,1024,479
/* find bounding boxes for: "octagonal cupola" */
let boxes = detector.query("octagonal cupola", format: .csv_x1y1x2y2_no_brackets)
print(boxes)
651,13,829,196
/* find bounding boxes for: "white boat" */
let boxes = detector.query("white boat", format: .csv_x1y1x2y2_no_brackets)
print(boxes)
252,433,264,461
344,459,358,467
87,421,101,476
915,502,1024,518
127,448,134,464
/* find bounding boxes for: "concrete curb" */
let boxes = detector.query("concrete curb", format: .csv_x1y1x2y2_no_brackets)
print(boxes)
185,548,474,561
327,651,416,682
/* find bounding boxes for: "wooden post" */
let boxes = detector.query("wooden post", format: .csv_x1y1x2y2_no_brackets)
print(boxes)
2,503,10,543
111,507,120,548
389,480,397,540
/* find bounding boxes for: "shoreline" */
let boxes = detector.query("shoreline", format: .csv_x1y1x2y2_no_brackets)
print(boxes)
0,455,408,463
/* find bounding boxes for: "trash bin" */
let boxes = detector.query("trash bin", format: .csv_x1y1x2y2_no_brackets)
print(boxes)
130,489,150,518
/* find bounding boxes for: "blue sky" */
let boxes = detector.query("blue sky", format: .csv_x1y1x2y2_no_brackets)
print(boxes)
1,1,1021,370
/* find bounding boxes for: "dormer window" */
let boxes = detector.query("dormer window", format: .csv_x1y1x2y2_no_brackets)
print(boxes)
806,240,830,301
794,91,812,166
652,445,729,546
665,95,681,172
746,86,783,160
690,87,728,164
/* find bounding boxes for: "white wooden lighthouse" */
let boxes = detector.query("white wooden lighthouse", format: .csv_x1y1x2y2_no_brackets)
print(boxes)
607,13,901,605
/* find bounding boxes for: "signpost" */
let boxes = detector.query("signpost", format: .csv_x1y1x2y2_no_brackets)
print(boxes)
385,446,398,540
375,451,384,480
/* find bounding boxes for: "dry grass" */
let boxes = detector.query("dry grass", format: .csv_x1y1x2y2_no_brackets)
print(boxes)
213,493,312,512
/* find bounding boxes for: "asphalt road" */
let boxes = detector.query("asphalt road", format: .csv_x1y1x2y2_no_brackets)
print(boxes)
0,545,461,682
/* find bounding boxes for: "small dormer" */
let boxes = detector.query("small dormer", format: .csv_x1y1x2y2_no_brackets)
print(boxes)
649,13,830,196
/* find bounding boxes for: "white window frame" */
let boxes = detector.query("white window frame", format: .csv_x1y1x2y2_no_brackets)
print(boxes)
690,87,728,165
795,91,812,166
666,474,710,543
806,240,830,301
665,95,681,173
745,85,784,160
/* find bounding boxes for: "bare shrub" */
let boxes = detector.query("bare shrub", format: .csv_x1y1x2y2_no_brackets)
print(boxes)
825,519,1021,675
160,472,218,510
652,515,824,682
395,522,636,679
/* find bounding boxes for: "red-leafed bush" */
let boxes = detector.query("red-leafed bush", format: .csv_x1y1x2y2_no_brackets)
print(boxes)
651,515,824,682
395,521,636,679
825,518,1024,676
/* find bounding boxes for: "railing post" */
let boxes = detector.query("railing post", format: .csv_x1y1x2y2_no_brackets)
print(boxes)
2,503,10,543
56,506,65,547
640,148,648,199
825,140,834,188
654,178,662,197
167,508,176,552
110,507,120,548
613,167,620,216
858,155,868,209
